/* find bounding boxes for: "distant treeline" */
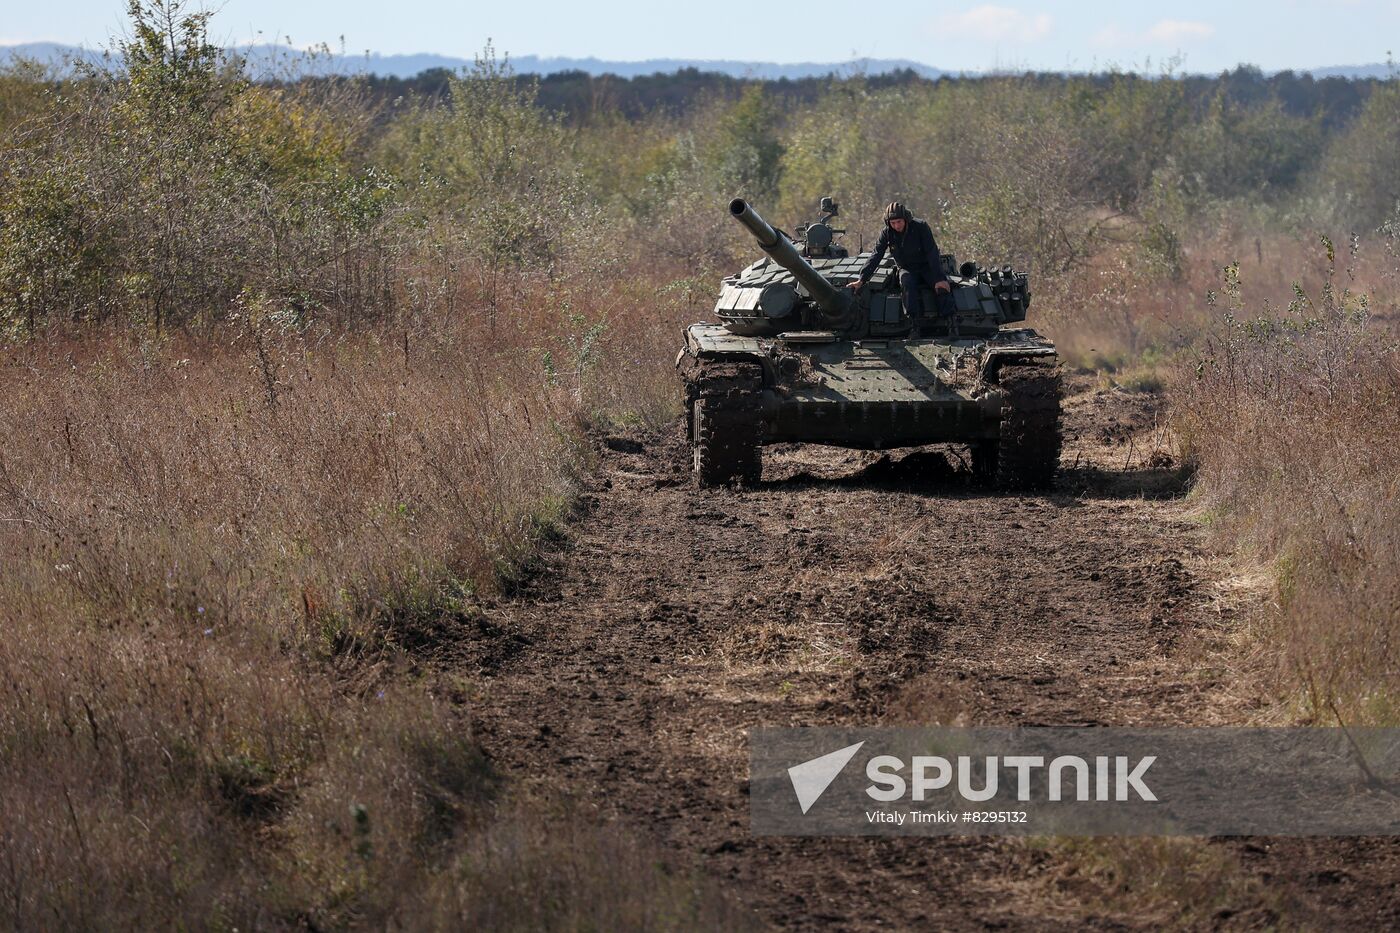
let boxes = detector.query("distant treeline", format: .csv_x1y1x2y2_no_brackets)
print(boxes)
337,64,1383,128
343,65,932,120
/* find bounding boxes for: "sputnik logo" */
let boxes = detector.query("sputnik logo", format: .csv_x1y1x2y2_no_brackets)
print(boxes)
787,741,865,814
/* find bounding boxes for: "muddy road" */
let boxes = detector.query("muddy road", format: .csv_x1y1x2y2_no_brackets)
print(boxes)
458,379,1400,930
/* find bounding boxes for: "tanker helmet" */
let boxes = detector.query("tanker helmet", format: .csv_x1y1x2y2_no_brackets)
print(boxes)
884,201,911,224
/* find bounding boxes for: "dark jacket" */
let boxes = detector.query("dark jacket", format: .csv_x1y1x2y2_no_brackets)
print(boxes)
857,218,948,285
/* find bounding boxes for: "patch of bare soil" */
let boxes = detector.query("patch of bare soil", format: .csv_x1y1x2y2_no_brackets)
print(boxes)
453,377,1400,930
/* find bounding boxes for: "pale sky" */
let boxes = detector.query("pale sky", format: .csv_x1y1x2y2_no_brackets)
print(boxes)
3,0,1397,73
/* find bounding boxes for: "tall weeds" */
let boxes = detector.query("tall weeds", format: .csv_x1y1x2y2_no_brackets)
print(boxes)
0,7,713,917
0,254,728,924
1173,238,1400,723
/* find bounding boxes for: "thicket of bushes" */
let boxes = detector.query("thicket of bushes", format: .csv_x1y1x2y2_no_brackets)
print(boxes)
0,4,402,333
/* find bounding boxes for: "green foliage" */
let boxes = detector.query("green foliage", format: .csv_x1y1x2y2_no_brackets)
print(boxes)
1172,93,1323,204
375,44,615,312
1315,81,1400,230
1076,70,1188,210
117,0,230,127
0,59,55,138
777,80,894,220
936,80,1107,275
0,164,100,333
0,1,395,334
706,85,785,204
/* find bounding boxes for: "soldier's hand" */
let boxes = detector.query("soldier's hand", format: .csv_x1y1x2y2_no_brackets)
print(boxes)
846,280,863,290
935,281,951,294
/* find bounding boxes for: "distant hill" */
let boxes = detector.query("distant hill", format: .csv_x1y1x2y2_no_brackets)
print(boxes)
1307,62,1396,80
0,41,109,70
0,42,1393,82
505,55,946,81
0,41,946,80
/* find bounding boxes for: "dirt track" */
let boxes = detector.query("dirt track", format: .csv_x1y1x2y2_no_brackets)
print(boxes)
460,378,1400,930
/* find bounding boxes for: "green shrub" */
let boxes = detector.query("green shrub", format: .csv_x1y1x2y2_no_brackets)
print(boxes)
0,1,399,333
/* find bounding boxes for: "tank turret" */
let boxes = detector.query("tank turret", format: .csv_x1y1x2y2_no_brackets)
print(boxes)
715,198,1032,340
727,198,856,331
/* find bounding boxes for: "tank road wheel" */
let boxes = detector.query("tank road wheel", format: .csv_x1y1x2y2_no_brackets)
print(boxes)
993,359,1062,490
688,360,764,487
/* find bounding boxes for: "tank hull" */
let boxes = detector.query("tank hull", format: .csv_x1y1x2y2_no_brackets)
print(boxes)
680,322,1055,450
761,396,998,448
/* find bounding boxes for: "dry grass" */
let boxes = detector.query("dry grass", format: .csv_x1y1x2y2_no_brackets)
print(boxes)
1041,228,1398,372
1171,237,1400,725
0,263,735,928
1042,228,1400,729
1032,837,1283,930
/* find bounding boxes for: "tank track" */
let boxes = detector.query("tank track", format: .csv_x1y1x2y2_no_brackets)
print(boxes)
988,359,1062,489
684,358,764,486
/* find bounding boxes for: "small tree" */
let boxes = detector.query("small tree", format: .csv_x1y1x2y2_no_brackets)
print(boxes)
1315,81,1400,230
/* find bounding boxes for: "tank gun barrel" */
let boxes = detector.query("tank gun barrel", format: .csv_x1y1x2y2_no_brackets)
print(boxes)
729,198,851,319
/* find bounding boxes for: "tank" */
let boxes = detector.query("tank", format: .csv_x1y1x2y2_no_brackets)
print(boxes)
677,197,1062,487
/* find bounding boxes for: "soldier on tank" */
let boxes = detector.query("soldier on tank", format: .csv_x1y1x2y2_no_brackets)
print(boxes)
846,202,952,320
